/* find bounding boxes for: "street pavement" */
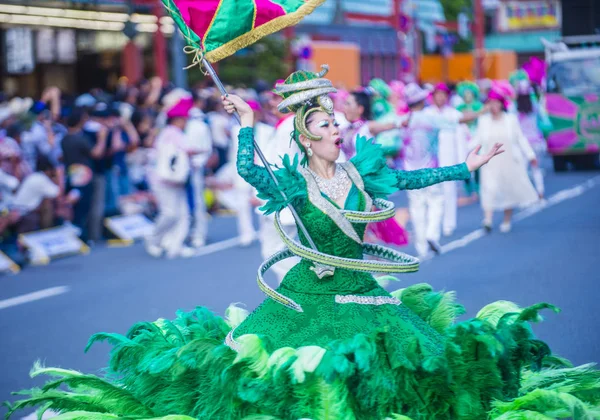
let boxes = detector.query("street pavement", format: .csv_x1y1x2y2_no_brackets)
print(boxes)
1,163,599,418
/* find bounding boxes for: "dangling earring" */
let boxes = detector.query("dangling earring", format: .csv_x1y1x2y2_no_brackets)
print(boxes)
305,143,313,157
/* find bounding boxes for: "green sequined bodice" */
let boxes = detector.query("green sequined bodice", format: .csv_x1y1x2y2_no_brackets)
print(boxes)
231,127,472,357
283,184,377,295
235,126,470,297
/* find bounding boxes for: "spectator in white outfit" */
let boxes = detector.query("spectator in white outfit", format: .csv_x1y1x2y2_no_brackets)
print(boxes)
422,83,467,237
185,92,213,248
400,84,483,258
11,157,60,214
473,87,539,233
145,90,197,259
0,169,19,211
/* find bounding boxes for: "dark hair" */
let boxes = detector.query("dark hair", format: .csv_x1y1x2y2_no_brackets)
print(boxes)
409,99,426,110
131,109,149,129
204,97,220,113
109,103,122,117
191,89,203,103
351,91,372,120
6,123,24,139
516,94,533,114
66,108,85,128
36,155,55,173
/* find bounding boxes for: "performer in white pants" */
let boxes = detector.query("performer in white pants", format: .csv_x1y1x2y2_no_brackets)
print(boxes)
406,184,445,257
146,90,198,258
186,94,213,248
400,84,484,258
423,83,467,237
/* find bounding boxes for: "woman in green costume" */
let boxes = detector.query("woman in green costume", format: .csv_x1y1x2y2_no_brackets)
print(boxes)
456,81,485,197
6,67,600,420
456,81,484,131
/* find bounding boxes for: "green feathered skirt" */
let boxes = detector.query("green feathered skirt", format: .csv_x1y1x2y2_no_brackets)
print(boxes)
5,283,600,420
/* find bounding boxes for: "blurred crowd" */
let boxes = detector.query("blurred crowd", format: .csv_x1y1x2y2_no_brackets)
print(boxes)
0,64,549,268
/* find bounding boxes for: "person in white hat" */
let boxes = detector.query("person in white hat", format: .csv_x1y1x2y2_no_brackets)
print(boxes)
184,90,213,248
398,83,485,258
145,89,199,259
422,83,467,238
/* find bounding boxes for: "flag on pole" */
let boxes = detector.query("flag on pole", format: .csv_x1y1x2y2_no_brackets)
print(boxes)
162,0,325,63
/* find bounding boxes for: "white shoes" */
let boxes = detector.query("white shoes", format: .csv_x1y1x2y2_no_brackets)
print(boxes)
145,241,164,258
191,238,206,248
499,222,512,233
443,229,455,237
147,240,197,259
166,246,197,259
239,234,255,247
178,246,198,258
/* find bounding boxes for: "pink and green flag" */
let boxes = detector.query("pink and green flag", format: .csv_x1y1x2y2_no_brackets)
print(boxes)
162,0,324,63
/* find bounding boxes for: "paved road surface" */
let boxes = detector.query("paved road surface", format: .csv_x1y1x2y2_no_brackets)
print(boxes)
1,166,599,418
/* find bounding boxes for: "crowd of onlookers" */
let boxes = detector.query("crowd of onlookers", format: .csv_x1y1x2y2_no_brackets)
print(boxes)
0,69,548,268
0,76,296,265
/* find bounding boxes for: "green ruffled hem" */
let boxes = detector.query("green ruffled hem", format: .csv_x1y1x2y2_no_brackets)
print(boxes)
5,285,600,420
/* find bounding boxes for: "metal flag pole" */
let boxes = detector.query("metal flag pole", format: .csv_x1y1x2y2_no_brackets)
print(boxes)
201,58,320,252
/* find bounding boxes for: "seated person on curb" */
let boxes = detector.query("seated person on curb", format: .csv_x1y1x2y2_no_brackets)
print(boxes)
10,156,77,233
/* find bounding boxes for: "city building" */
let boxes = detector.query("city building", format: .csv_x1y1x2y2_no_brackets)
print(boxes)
483,0,562,66
0,0,449,95
0,0,175,96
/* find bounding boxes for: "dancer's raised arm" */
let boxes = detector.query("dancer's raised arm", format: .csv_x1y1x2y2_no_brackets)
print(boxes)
223,94,279,197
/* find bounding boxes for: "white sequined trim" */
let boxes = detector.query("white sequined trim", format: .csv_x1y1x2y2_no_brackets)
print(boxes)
335,295,402,305
300,167,362,244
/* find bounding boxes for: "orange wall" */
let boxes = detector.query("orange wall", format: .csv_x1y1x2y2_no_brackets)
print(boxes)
485,51,517,80
420,50,517,82
309,41,360,89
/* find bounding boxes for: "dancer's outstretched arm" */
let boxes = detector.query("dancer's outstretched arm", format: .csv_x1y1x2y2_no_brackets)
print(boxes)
393,143,504,191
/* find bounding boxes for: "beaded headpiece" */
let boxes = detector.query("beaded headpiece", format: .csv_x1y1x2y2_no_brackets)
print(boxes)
274,65,337,159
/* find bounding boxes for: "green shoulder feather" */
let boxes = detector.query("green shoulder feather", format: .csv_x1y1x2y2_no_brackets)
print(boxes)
258,154,307,215
350,136,398,199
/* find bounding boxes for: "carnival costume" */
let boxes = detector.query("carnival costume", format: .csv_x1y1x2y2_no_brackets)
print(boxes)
456,81,484,130
456,81,484,196
510,70,547,156
369,79,403,159
6,67,600,420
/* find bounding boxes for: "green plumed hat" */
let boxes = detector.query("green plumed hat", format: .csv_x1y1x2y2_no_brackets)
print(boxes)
457,81,480,99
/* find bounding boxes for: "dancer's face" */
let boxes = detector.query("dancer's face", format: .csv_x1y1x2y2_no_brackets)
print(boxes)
343,95,363,122
488,99,504,116
433,90,448,108
302,111,342,163
463,90,474,104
